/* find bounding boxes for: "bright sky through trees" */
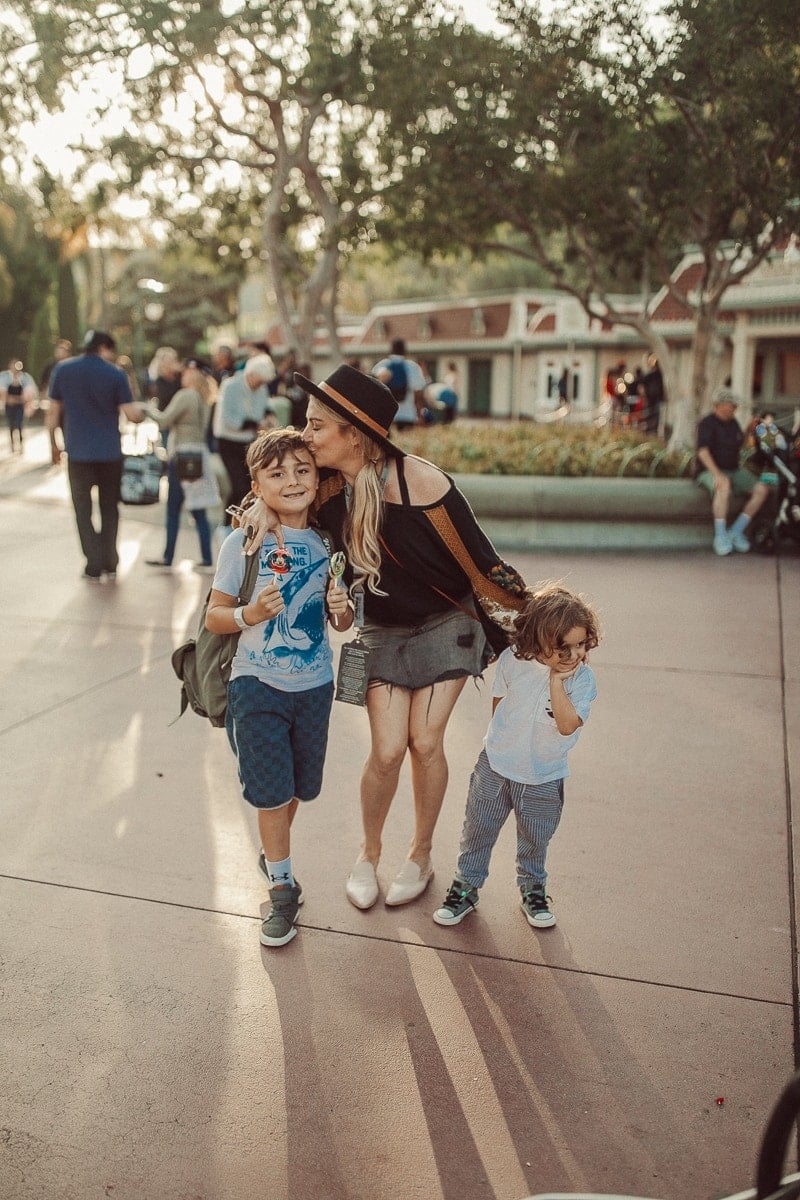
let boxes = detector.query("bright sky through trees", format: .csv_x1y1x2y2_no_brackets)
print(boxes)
10,0,502,185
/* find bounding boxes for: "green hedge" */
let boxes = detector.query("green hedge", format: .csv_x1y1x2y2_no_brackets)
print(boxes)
398,423,693,478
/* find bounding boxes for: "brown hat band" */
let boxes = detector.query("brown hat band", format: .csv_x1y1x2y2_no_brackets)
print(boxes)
319,381,390,438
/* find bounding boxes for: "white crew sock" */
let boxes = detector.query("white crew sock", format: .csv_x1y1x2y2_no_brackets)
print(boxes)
265,856,294,888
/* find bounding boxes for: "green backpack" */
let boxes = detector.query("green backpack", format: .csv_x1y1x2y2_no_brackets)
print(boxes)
171,550,261,727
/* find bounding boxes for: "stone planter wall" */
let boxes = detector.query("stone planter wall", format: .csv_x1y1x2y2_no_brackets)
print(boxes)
452,475,724,552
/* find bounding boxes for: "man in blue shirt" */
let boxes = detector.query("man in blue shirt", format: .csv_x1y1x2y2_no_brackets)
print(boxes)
48,330,145,580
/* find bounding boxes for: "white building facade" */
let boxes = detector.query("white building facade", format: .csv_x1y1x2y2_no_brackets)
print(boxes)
241,246,800,425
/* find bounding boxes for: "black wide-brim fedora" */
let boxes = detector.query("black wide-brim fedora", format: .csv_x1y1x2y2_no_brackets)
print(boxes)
293,364,404,457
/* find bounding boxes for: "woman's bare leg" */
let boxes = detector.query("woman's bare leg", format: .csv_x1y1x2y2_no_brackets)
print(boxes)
358,684,413,865
358,675,467,867
406,677,467,866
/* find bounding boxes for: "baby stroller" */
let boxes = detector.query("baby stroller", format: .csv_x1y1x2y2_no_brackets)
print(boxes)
749,417,800,554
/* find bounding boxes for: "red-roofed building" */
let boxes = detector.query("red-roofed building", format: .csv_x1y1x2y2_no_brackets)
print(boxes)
234,242,800,424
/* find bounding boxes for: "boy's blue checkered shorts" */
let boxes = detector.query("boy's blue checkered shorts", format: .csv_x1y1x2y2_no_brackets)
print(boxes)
226,675,334,809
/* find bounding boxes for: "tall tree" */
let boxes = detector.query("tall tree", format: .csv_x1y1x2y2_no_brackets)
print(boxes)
2,0,462,367
380,0,800,447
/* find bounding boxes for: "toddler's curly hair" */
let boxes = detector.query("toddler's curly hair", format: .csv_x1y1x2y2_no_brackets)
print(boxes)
512,582,600,662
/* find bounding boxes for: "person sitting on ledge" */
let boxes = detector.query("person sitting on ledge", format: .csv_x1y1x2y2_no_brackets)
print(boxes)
694,389,770,556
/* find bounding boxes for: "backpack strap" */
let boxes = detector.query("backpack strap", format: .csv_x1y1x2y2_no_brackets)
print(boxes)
312,526,335,560
238,548,261,605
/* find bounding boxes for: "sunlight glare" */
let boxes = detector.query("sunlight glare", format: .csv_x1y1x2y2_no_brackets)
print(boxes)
127,45,156,80
455,0,501,32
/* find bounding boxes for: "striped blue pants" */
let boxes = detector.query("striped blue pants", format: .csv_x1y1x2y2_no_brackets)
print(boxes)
456,749,564,892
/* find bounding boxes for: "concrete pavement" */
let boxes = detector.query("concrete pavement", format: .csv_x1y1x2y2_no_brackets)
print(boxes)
1,431,798,1200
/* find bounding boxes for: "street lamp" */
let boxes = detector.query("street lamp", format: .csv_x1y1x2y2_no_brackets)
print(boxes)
133,277,169,379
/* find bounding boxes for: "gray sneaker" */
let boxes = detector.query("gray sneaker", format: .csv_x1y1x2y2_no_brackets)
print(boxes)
433,878,479,926
520,887,556,928
260,884,303,947
257,852,303,904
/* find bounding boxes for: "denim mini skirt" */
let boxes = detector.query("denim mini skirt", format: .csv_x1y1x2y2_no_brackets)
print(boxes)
359,600,490,690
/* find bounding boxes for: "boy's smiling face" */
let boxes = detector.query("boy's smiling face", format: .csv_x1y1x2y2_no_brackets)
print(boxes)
251,448,319,528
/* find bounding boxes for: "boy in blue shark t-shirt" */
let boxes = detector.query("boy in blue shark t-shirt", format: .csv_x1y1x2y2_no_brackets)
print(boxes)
206,429,352,948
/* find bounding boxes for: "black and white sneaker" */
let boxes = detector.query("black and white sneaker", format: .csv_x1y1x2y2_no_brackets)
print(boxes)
433,878,479,926
520,888,556,928
260,885,303,947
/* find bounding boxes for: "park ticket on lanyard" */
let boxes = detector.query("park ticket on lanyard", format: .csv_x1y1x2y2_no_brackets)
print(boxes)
335,585,369,705
335,640,370,706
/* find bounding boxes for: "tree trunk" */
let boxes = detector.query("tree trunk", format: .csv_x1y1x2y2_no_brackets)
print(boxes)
668,303,717,452
260,149,343,368
261,157,300,360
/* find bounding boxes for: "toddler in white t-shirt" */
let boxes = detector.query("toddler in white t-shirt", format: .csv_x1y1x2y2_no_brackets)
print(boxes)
433,583,600,930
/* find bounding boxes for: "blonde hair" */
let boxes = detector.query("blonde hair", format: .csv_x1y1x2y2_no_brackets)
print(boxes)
512,583,600,662
313,399,387,596
183,365,218,406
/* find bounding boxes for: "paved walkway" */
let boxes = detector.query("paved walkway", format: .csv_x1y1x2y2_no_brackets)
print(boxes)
1,431,798,1200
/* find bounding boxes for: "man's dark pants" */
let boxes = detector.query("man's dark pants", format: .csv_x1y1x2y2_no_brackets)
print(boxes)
67,459,123,576
216,438,250,526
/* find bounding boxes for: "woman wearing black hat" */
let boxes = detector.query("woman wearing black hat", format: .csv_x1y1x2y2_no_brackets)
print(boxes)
240,364,528,909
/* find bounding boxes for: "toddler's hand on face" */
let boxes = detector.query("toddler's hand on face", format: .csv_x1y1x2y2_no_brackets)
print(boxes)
550,662,578,681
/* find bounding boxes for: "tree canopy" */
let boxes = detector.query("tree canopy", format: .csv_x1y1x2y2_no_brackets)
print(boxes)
0,186,59,371
1,0,477,365
379,0,800,444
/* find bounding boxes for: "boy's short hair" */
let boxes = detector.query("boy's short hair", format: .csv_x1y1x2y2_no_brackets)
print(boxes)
512,583,600,662
246,427,313,479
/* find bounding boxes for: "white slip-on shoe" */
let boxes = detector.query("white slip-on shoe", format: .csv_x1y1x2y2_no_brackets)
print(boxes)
385,860,434,907
345,860,379,909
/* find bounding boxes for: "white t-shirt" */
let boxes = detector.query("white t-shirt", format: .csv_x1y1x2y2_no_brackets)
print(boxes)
213,372,274,442
213,527,333,693
486,649,597,784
